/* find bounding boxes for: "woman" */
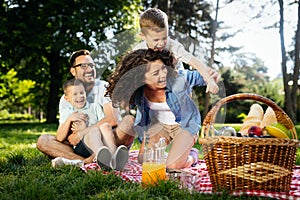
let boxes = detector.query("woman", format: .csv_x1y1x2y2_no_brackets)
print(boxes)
106,49,219,169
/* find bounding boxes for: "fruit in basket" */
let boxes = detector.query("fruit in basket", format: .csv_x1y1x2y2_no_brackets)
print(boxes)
239,104,264,135
248,126,263,137
264,123,290,139
236,132,243,137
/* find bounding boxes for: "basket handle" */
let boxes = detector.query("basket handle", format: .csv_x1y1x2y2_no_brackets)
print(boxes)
200,93,297,140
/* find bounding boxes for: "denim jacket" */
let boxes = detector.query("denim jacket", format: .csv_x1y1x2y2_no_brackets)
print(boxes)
133,70,206,141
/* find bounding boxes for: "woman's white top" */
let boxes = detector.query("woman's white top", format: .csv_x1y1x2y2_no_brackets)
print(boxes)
145,97,178,125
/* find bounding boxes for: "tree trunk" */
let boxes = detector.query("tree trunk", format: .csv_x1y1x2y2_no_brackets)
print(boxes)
157,0,169,15
291,0,300,123
204,0,219,117
46,51,62,123
278,0,295,122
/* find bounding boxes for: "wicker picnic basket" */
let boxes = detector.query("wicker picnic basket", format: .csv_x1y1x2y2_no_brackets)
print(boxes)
200,93,298,192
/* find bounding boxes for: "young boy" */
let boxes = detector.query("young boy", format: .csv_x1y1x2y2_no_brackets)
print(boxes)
57,78,104,135
133,8,220,94
54,79,129,171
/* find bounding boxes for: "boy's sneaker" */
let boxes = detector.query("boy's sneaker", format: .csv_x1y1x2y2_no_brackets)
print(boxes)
51,157,84,168
111,145,129,171
189,148,199,167
96,146,113,171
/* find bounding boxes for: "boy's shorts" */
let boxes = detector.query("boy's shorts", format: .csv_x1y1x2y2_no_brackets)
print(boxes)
74,140,92,158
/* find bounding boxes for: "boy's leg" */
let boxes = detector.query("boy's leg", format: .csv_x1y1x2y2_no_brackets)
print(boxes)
83,126,124,170
82,127,105,156
36,134,87,162
98,123,117,153
114,115,136,147
83,130,113,170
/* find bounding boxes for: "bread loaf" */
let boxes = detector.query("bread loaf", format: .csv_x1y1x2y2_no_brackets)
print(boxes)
260,106,277,128
239,103,264,135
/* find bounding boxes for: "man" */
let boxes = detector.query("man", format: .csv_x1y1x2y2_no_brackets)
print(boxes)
37,49,135,164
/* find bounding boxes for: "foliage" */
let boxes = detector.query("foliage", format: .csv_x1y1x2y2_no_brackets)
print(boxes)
92,28,141,81
0,110,34,121
214,53,286,123
0,0,142,123
1,0,298,123
0,69,35,112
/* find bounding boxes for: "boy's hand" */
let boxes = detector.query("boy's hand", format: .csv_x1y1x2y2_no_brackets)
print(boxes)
70,112,88,122
206,78,219,94
71,120,87,132
205,68,220,94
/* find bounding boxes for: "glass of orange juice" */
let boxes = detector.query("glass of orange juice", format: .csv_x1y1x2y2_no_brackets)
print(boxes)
141,138,167,186
142,162,166,185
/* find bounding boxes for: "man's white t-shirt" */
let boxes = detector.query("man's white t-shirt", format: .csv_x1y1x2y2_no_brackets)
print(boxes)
59,79,110,115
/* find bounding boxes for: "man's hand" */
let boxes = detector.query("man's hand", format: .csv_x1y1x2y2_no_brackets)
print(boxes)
67,132,81,146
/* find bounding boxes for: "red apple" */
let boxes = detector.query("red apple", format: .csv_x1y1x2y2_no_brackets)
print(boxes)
248,126,263,137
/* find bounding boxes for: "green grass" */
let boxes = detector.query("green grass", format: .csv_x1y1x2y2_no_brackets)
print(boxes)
1,122,299,199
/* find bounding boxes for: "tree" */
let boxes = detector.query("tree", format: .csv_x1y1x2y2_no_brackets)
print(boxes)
1,0,142,123
0,69,35,113
278,0,298,122
204,0,219,117
291,0,300,122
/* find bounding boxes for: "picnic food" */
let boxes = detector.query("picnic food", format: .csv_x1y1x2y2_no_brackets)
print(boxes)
264,123,290,139
239,103,292,139
260,106,277,128
218,126,236,136
248,125,263,137
237,103,293,139
239,103,264,135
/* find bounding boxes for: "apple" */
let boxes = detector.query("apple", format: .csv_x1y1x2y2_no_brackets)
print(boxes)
248,126,263,137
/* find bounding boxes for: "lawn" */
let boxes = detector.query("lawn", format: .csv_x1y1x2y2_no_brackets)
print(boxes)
0,122,298,199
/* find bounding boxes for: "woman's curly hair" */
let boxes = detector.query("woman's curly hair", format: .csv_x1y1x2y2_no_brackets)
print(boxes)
105,49,177,108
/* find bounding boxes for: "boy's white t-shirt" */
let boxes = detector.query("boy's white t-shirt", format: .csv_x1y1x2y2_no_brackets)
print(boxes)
132,37,193,69
59,102,105,127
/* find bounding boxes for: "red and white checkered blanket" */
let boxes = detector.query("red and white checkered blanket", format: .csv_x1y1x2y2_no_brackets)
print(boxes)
81,150,300,200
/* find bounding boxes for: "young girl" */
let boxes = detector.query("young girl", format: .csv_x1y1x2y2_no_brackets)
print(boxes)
106,49,219,169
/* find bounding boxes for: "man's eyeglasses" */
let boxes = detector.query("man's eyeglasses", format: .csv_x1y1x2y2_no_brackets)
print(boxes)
72,63,96,70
